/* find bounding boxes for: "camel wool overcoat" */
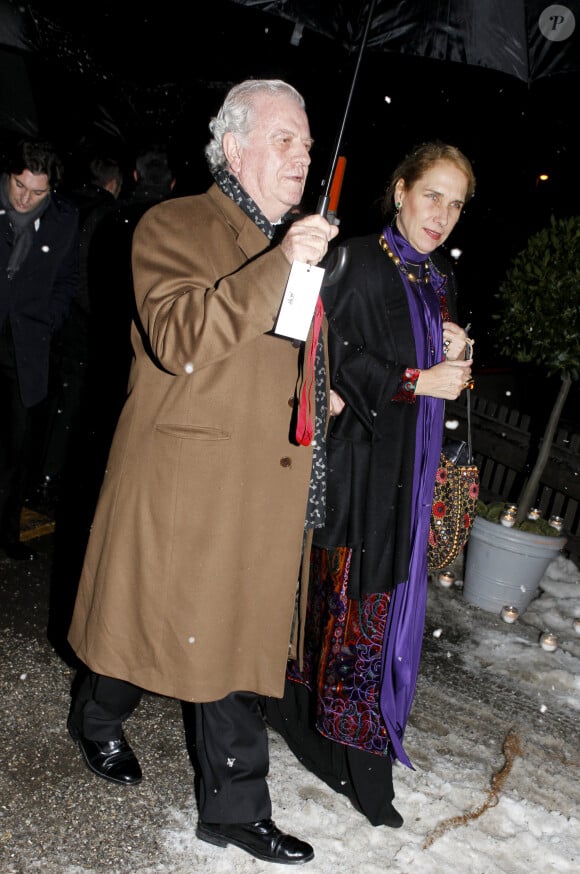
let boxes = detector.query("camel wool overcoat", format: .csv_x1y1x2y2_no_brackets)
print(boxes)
68,184,325,702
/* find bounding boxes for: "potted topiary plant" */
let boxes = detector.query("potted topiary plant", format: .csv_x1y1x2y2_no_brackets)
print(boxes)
462,214,580,615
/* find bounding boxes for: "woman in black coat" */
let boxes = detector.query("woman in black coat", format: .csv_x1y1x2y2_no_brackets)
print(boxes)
266,141,476,826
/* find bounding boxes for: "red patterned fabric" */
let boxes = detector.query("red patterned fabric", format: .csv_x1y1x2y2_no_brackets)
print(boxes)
287,545,392,756
391,366,420,404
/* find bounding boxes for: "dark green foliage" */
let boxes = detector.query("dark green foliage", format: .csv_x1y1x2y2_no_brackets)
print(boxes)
477,501,561,537
494,215,580,380
485,216,579,522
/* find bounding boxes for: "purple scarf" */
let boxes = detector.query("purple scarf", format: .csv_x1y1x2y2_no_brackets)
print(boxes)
379,225,445,767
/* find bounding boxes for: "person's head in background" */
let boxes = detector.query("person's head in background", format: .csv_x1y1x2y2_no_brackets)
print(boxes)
133,144,176,199
5,139,63,213
89,156,123,199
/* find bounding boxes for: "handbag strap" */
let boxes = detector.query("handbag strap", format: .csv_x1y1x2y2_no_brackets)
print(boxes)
466,387,473,464
465,328,474,464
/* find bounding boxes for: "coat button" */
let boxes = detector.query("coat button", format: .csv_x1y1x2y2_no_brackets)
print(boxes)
280,456,292,468
290,339,301,348
288,396,295,408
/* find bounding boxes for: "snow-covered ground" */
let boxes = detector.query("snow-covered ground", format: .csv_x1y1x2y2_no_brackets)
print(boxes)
1,549,578,873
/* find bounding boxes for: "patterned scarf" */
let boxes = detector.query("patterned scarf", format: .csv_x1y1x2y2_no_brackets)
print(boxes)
0,173,51,279
213,168,277,240
212,169,327,530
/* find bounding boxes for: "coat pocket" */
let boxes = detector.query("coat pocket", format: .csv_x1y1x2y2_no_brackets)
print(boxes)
154,424,231,441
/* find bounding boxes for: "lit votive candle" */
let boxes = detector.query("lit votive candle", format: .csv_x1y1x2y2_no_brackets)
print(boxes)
501,605,519,624
573,619,580,635
527,507,541,521
548,515,564,532
540,632,559,652
438,570,456,587
500,511,516,527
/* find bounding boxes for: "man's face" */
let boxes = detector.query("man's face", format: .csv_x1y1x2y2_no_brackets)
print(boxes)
8,169,51,213
226,93,313,223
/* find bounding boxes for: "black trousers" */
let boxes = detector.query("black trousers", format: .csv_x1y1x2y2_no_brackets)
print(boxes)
0,324,41,543
69,670,272,823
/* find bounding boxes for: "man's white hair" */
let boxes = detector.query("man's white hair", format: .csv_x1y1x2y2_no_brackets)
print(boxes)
204,79,306,173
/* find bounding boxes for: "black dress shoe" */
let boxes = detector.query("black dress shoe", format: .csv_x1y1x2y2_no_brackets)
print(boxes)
196,818,314,865
69,725,142,785
1,540,39,561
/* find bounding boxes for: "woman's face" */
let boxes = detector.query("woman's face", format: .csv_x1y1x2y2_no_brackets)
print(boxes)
395,159,468,254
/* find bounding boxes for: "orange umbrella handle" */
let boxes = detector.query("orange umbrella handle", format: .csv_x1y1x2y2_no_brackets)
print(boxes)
328,156,347,216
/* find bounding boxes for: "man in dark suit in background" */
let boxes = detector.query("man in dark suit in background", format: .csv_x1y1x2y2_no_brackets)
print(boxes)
0,139,78,560
86,143,176,451
45,146,173,663
38,153,123,491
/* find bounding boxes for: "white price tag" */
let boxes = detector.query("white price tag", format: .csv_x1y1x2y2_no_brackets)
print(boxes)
274,261,325,341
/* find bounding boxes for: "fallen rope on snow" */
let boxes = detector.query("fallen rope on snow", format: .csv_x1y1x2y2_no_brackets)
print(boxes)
422,727,523,850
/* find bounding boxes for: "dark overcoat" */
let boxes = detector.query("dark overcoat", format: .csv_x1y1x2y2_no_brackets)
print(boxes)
316,234,458,598
0,193,79,407
68,185,325,702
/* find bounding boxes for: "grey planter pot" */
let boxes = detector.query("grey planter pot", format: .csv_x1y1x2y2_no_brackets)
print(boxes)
462,515,567,615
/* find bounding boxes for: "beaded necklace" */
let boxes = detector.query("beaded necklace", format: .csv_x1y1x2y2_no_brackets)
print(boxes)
378,233,432,285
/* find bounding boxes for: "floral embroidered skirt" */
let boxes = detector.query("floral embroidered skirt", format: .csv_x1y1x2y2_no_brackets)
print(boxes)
288,545,392,756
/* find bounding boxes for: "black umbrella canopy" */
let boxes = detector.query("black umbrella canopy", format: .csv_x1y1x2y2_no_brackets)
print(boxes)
227,1,580,232
0,0,40,135
0,0,39,52
4,2,577,245
227,0,579,387
0,0,120,144
230,0,580,85
8,2,337,157
225,1,577,229
0,0,576,392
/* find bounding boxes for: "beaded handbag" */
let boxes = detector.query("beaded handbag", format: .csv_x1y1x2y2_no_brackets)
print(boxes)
427,390,479,572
